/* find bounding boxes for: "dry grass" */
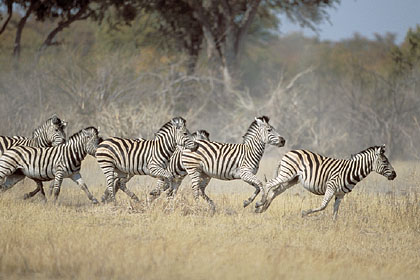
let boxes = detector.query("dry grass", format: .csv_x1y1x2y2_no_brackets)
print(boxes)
0,157,419,279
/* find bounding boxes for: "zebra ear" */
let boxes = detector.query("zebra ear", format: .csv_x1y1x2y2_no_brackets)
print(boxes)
381,144,386,154
171,117,185,129
255,117,264,126
202,130,210,140
51,114,60,125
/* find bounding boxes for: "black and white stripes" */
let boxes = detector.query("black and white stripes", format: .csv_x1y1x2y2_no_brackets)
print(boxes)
0,127,101,203
150,129,210,199
181,116,285,212
0,114,67,190
255,145,396,218
0,114,67,155
96,117,198,202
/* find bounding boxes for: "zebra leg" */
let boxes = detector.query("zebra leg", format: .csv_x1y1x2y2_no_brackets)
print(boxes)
198,175,215,213
149,178,168,202
255,177,299,213
2,174,25,191
189,170,215,211
240,171,263,208
70,173,99,204
302,185,335,217
117,176,140,202
48,181,54,196
333,194,344,220
23,180,44,200
0,164,19,191
165,177,183,197
148,165,174,200
102,172,121,202
52,170,65,202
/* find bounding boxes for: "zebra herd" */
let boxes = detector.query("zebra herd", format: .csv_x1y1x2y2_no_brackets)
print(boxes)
0,114,396,219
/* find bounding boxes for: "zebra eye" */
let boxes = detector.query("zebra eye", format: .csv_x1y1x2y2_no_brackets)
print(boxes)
183,132,188,136
267,128,272,132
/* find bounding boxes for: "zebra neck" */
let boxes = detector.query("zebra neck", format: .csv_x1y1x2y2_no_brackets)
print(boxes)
348,154,374,183
31,131,49,147
64,137,87,161
155,136,176,163
244,140,266,165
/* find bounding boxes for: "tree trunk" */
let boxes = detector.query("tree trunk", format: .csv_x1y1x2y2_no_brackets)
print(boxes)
13,1,36,59
39,6,89,54
0,0,13,35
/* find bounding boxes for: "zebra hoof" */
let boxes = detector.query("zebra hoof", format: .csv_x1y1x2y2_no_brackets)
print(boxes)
243,200,251,208
23,193,30,200
92,198,99,204
301,210,310,217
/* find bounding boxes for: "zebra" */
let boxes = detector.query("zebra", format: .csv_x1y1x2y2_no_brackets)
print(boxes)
255,145,396,219
0,114,67,192
148,129,210,201
0,127,102,203
181,116,285,212
96,117,198,203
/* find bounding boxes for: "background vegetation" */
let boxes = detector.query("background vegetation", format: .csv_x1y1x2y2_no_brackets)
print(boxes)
0,1,419,160
1,2,419,279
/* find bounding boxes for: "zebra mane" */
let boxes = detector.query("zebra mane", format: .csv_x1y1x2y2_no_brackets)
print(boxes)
350,146,378,160
154,121,174,138
154,117,185,138
68,127,98,141
242,116,269,143
31,114,64,138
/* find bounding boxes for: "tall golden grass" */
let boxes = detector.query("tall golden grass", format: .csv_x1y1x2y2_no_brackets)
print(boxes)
0,157,419,279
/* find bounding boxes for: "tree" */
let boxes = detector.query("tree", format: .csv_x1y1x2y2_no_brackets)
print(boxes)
0,0,136,60
136,0,340,88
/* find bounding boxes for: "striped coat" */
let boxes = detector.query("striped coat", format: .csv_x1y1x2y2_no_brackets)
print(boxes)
0,114,67,192
181,116,285,212
0,127,101,203
96,117,198,202
149,129,210,200
255,145,396,218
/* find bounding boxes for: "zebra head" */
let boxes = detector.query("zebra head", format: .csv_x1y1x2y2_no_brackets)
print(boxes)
81,127,102,156
192,130,210,141
254,116,285,147
373,144,396,180
33,114,68,146
171,117,198,152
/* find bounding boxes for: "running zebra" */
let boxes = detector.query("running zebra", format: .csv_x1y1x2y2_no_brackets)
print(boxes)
0,127,101,203
148,129,210,200
181,116,285,212
96,117,198,203
255,145,396,219
0,114,67,190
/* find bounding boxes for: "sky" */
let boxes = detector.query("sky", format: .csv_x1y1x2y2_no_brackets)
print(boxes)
280,0,420,44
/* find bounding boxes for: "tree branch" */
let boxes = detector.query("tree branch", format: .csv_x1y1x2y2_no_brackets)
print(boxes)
0,0,13,35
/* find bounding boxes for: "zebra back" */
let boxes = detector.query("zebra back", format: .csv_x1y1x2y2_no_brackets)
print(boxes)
0,114,67,156
182,116,285,180
0,127,100,181
167,129,210,177
267,145,396,195
96,117,197,175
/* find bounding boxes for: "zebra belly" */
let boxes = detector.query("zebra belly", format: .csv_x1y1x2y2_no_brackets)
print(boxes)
22,167,55,181
202,166,241,180
115,164,148,176
299,177,326,195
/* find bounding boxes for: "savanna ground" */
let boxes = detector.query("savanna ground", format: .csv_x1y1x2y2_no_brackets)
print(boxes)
0,157,419,280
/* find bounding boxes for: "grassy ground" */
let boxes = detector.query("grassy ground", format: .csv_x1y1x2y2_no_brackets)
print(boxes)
0,157,419,279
